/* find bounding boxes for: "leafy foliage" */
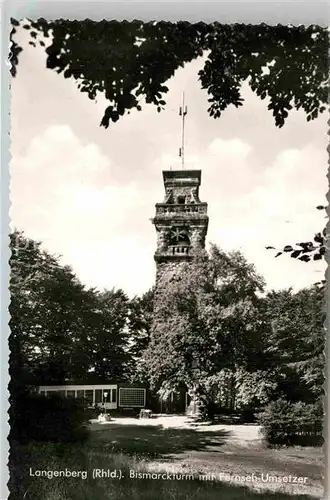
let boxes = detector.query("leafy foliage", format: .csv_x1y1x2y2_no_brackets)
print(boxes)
206,368,277,409
128,289,154,360
258,398,323,446
9,230,325,434
9,230,132,387
89,288,131,381
144,245,267,411
203,368,277,422
264,286,325,403
10,393,90,444
10,19,328,128
144,246,325,422
267,206,328,269
127,288,154,383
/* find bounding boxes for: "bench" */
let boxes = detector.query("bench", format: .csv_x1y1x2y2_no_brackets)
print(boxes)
139,409,152,419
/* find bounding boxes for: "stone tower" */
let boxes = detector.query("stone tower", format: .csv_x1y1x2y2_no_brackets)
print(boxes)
152,170,209,294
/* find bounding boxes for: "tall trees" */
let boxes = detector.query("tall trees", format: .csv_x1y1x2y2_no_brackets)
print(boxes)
9,230,91,388
9,230,132,387
258,285,324,445
10,229,324,426
10,20,328,129
264,286,325,404
143,245,268,415
127,288,154,383
90,289,131,381
142,244,325,419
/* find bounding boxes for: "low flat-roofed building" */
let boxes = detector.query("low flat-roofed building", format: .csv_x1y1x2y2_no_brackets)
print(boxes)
38,382,147,411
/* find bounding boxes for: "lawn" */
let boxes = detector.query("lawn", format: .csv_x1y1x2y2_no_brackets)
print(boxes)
11,416,323,499
87,416,323,497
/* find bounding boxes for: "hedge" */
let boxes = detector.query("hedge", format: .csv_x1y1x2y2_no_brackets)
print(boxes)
258,398,323,446
9,392,90,444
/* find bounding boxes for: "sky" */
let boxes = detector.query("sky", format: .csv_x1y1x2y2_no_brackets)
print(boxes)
10,27,327,298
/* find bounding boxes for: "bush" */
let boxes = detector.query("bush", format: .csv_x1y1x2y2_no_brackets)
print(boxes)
258,398,323,446
9,393,90,445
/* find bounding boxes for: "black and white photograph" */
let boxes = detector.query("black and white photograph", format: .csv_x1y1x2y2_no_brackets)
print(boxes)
8,18,327,499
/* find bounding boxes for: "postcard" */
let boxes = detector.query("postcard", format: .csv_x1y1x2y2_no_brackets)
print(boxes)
7,15,328,500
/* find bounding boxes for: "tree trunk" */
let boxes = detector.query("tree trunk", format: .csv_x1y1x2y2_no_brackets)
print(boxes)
230,371,236,411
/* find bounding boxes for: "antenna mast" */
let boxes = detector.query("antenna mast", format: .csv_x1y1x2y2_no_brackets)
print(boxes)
179,92,188,169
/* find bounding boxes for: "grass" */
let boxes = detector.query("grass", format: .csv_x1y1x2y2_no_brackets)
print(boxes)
9,414,322,500
10,441,318,500
87,422,230,458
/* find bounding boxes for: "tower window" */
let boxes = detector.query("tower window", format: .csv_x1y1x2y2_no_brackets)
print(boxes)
169,227,190,246
177,196,185,204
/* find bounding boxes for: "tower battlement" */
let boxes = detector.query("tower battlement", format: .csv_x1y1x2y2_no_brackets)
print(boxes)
152,169,208,264
162,169,201,184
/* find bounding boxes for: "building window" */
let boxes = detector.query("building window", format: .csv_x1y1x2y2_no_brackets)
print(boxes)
111,388,117,404
85,390,94,405
50,390,65,397
169,227,190,247
76,390,84,399
66,390,75,398
101,389,109,403
95,389,102,403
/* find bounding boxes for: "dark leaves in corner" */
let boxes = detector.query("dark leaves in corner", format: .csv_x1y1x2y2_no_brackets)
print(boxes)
9,19,328,129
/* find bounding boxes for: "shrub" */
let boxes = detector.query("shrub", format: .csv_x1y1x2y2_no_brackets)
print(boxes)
9,393,90,445
258,398,323,446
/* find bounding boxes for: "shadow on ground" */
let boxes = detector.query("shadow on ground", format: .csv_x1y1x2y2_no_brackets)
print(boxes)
88,423,230,458
15,441,319,500
13,438,322,500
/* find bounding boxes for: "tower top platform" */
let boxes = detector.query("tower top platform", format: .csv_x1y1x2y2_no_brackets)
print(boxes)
162,170,201,187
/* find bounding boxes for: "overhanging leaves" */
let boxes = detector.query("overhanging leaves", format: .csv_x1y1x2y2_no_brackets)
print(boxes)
10,20,328,128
